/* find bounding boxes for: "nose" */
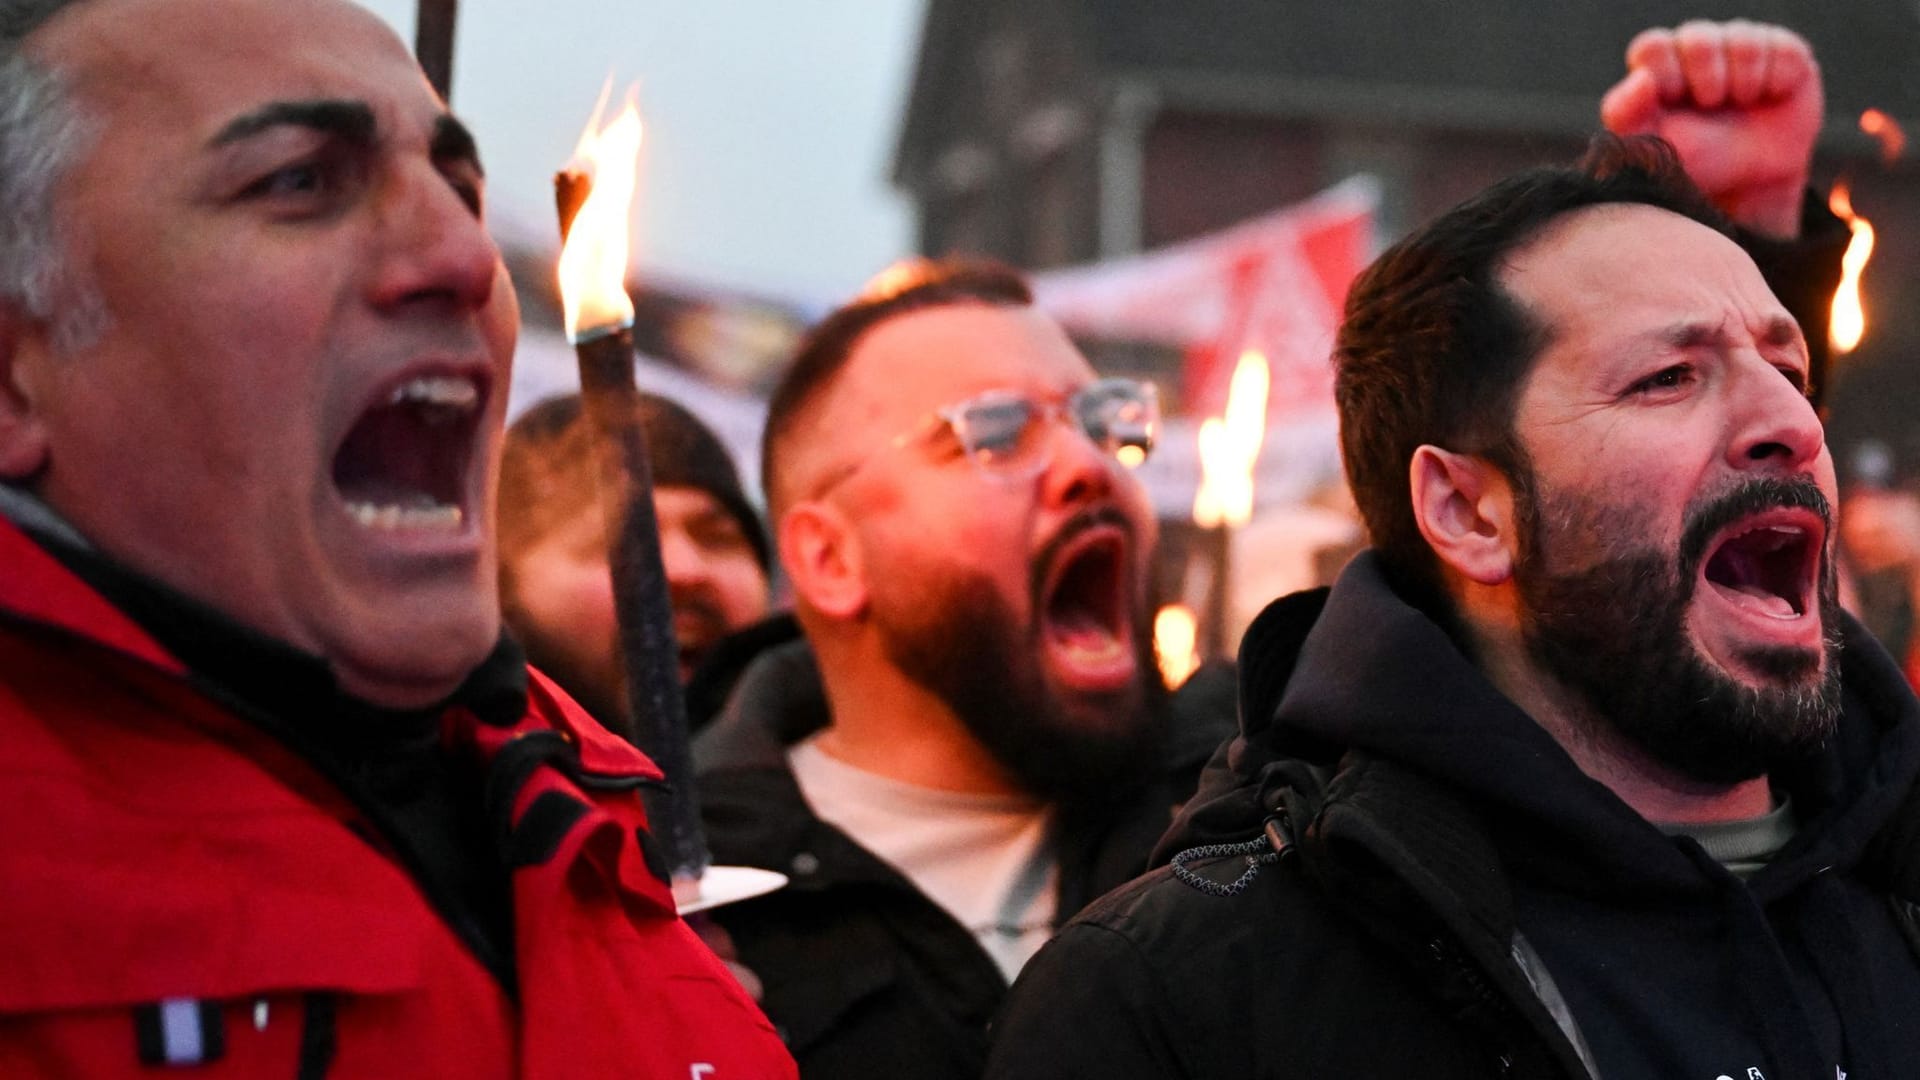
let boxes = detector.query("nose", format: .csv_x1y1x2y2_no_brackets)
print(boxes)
1037,414,1119,509
658,522,713,595
1727,356,1825,474
370,164,502,315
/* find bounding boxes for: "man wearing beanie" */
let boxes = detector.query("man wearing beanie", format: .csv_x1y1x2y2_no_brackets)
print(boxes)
498,392,773,732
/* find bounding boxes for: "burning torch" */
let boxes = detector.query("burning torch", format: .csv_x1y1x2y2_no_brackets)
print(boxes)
1188,348,1270,662
1153,604,1200,690
1826,109,1903,359
553,90,708,898
1828,180,1875,357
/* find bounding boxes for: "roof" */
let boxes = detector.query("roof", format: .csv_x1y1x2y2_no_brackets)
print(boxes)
1089,1,1920,130
896,0,1920,183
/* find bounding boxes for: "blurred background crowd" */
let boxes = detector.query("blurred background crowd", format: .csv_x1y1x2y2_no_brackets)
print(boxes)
358,0,1920,685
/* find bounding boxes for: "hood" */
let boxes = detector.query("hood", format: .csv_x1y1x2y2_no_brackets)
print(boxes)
684,614,805,736
1159,551,1920,899
692,632,831,776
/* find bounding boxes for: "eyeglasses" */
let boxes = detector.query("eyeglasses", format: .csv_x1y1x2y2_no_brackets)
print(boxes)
815,377,1160,496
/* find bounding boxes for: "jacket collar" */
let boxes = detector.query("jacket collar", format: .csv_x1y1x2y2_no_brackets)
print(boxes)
0,497,541,756
0,506,181,675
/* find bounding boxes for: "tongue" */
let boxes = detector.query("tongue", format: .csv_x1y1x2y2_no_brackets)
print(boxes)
1051,610,1122,655
1705,530,1808,619
1721,580,1797,618
1043,539,1137,680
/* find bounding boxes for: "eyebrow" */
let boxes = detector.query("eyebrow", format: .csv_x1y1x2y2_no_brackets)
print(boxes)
209,99,376,149
1759,316,1805,350
431,114,484,178
1658,316,1806,354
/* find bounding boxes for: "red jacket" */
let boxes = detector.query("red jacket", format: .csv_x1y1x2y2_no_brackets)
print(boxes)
0,517,796,1079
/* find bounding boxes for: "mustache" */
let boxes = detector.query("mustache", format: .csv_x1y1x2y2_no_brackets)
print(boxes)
1029,505,1139,607
670,592,733,646
1678,475,1832,576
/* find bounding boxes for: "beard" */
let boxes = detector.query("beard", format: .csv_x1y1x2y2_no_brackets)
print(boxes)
1514,473,1842,786
875,510,1167,806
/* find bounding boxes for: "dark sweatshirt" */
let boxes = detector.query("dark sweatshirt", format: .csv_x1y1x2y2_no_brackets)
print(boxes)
988,553,1920,1079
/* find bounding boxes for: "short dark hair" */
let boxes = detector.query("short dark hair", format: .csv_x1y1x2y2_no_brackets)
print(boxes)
760,257,1032,512
1335,134,1734,603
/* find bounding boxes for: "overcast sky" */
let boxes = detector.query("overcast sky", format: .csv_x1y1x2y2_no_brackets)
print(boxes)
359,0,925,304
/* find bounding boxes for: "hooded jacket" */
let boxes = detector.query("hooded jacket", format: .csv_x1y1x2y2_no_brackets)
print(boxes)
0,512,796,1079
694,623,1228,1080
985,552,1920,1080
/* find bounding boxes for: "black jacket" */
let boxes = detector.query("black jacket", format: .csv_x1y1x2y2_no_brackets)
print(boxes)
694,623,1226,1080
986,553,1920,1079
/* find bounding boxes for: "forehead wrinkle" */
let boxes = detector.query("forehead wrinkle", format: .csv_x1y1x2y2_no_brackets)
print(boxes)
1651,312,1805,363
1656,319,1729,352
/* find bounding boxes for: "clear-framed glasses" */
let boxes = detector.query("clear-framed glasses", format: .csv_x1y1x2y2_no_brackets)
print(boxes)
816,377,1160,497
931,376,1159,478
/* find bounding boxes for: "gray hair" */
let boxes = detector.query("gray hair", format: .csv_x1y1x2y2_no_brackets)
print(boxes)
0,0,107,351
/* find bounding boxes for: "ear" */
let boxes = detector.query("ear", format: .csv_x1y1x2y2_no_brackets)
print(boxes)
0,306,50,482
1409,445,1517,586
777,500,867,620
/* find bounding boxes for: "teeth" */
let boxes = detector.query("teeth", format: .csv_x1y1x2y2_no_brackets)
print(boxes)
1060,635,1125,662
1753,524,1804,548
388,375,479,411
345,501,464,531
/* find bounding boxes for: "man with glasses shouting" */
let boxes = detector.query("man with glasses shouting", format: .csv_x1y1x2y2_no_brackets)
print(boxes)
690,258,1202,1080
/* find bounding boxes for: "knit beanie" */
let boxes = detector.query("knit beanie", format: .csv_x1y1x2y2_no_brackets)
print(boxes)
499,392,771,577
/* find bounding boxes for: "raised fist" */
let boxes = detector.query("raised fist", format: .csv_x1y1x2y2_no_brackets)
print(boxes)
1601,19,1822,238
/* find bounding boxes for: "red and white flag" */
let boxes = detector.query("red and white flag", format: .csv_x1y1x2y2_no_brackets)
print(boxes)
1034,175,1377,422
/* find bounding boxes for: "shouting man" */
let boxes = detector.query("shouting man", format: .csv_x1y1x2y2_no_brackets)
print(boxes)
0,0,793,1075
694,259,1223,1080
987,22,1920,1080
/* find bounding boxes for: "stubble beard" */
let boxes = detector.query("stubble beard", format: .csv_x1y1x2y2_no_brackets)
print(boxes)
1514,474,1843,786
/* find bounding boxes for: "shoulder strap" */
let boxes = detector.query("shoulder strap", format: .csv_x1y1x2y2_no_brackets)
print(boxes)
1299,755,1592,1079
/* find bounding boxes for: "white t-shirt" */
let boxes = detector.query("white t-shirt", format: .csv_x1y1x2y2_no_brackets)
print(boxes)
788,736,1057,982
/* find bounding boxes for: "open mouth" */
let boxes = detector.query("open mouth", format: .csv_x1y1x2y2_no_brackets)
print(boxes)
331,373,484,532
1039,525,1136,686
1701,516,1820,620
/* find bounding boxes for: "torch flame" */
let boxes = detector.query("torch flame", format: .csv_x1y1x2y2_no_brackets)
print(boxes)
1828,181,1876,355
1192,349,1270,528
1861,108,1907,165
558,84,643,341
1154,604,1200,689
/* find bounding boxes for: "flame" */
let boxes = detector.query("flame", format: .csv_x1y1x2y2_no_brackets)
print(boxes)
1861,109,1906,165
1828,181,1876,355
558,84,643,340
1154,604,1200,689
1192,349,1270,528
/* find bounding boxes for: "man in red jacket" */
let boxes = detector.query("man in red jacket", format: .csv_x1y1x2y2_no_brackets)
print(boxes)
0,0,796,1076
